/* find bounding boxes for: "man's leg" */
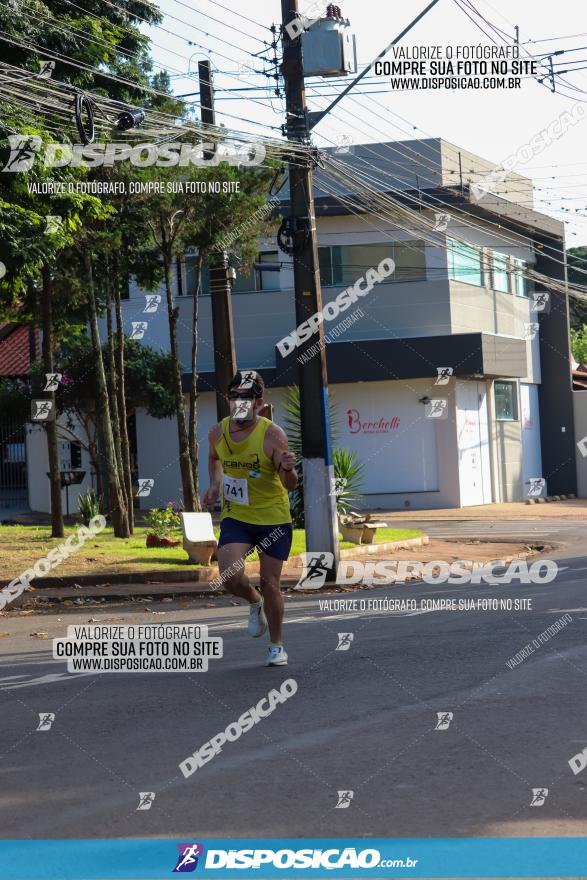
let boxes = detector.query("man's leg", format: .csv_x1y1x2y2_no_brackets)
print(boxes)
259,552,285,644
217,543,259,602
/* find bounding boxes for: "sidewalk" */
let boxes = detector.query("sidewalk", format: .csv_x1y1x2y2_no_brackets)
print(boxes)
2,536,549,609
374,498,587,521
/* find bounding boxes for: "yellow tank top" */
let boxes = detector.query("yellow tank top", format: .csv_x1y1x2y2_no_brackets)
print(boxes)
214,416,292,525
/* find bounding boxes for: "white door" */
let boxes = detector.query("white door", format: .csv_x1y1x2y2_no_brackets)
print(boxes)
456,380,492,506
521,384,544,496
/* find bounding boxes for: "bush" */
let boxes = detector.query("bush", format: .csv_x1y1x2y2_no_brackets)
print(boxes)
283,385,364,527
148,501,181,538
77,488,102,527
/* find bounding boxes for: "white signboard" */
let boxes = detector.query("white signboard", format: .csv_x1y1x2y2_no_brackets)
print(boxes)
336,382,438,493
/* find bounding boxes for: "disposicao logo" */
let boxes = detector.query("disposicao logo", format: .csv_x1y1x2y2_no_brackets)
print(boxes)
173,843,204,872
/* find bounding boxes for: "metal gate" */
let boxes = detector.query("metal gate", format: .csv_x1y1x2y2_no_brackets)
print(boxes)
0,418,28,510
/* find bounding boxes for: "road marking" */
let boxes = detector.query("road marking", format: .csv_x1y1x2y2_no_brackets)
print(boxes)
0,670,95,691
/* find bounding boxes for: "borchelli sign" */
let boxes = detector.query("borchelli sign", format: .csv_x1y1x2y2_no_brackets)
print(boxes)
346,409,401,435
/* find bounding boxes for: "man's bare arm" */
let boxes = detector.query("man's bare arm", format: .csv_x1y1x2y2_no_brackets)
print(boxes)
267,424,298,491
203,425,223,508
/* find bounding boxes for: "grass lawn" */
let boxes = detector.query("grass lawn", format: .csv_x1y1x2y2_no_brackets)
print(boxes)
0,524,423,580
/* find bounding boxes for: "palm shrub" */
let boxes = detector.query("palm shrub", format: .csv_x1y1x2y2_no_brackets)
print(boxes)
78,488,103,527
332,448,365,517
282,385,364,527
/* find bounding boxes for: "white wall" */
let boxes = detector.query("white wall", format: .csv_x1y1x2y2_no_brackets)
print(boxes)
521,383,544,495
26,424,50,512
26,419,94,515
331,381,438,494
133,380,459,511
573,390,587,498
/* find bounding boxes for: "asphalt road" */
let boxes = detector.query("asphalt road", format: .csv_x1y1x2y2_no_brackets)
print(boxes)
1,534,587,840
380,518,587,543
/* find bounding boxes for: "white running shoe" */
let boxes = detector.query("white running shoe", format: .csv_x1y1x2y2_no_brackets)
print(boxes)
248,598,267,638
266,645,288,666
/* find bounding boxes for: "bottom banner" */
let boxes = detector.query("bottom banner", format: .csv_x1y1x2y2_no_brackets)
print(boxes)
0,838,586,879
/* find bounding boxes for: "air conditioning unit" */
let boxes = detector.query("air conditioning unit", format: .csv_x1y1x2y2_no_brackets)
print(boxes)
301,6,357,77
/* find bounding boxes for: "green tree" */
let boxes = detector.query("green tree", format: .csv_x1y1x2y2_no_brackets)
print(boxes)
570,325,587,365
0,133,103,536
179,162,281,503
566,247,587,330
22,332,175,498
0,0,162,100
0,0,169,533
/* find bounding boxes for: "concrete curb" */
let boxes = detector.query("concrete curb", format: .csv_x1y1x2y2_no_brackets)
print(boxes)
2,535,548,606
526,494,575,504
0,567,218,591
339,535,429,557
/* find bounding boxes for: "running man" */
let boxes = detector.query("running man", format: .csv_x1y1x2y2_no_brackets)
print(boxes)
202,370,298,666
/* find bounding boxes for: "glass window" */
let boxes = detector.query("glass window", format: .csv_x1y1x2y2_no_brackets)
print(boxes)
447,238,483,287
318,247,333,287
494,381,518,420
231,264,255,293
257,251,280,291
492,252,510,293
318,244,394,286
393,241,426,281
186,252,281,294
70,443,82,469
512,258,528,297
338,244,392,285
318,242,424,286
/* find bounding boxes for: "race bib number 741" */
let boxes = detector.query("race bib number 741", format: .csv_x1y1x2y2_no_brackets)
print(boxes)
223,475,249,505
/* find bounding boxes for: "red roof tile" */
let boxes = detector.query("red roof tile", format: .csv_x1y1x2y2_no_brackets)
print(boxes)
0,324,39,376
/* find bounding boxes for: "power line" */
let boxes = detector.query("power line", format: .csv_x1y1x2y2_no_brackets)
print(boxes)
0,33,285,134
321,153,587,299
176,0,272,37
14,0,288,132
304,84,587,276
523,32,587,45
16,0,272,97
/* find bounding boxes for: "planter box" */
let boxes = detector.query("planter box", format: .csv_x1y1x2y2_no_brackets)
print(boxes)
146,534,180,548
340,524,365,544
183,541,216,565
340,521,387,545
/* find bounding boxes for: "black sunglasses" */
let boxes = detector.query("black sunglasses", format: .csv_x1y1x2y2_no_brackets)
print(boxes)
227,390,258,401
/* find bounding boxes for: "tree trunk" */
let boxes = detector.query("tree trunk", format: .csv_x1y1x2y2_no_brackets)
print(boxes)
40,264,64,538
86,413,103,498
188,250,203,511
83,251,128,537
163,254,196,510
105,266,129,535
113,272,134,533
87,424,103,498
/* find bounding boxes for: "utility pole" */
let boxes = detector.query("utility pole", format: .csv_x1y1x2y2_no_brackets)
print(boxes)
280,0,340,575
198,59,237,419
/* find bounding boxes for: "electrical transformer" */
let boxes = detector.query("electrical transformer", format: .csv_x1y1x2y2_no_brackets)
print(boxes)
301,5,357,77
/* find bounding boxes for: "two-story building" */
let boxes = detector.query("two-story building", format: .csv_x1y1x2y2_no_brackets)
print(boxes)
25,138,578,513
